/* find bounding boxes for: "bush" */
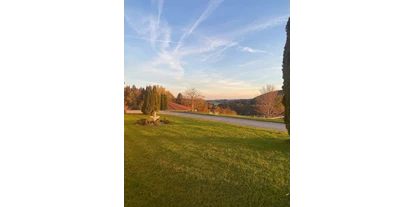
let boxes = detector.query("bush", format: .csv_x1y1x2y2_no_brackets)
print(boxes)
153,119,161,126
162,117,171,124
131,105,140,110
136,118,151,126
124,105,128,114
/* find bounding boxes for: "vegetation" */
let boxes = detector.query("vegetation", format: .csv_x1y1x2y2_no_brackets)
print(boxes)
124,84,174,109
162,117,171,124
259,84,277,94
210,90,284,118
255,91,285,118
125,114,290,207
172,96,236,115
184,87,204,112
176,93,183,104
282,18,290,134
130,105,140,110
211,99,255,115
141,85,160,118
160,93,168,110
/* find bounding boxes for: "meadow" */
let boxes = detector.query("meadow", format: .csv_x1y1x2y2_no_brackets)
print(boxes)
125,114,290,207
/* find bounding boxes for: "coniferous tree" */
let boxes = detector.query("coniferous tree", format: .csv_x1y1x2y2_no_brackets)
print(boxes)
160,94,168,110
141,86,151,115
176,93,183,104
150,86,160,118
282,18,290,134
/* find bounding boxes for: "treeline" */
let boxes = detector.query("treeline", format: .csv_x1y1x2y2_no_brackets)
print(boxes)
172,92,237,115
124,84,238,115
216,99,255,116
124,84,174,110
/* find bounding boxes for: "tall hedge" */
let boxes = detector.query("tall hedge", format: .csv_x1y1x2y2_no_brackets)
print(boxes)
151,85,160,115
160,94,168,110
141,85,160,115
141,86,150,114
282,17,290,134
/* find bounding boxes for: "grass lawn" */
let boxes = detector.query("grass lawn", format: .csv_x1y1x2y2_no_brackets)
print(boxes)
181,111,285,123
125,114,290,207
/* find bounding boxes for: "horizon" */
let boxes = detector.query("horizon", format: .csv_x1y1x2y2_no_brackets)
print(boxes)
124,0,290,99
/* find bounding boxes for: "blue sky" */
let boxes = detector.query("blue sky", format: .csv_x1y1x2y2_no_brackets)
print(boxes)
124,0,289,99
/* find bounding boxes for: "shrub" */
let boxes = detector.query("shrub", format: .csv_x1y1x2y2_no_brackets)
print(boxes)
163,117,171,124
136,118,151,126
153,119,161,126
124,105,128,114
131,105,140,110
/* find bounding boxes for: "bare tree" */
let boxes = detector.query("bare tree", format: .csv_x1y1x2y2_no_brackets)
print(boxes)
255,92,284,118
259,84,277,94
184,87,204,112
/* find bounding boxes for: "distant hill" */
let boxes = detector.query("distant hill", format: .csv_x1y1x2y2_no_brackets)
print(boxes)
206,90,284,116
206,91,283,104
205,99,252,106
253,90,284,101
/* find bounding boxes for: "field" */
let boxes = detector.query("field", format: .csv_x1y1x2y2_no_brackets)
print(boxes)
125,114,290,207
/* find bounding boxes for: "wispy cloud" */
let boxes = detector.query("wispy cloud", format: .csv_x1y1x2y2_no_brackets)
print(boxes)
239,46,274,55
213,15,289,41
157,0,164,28
125,34,177,44
124,7,171,50
124,2,288,99
174,0,224,52
239,15,289,34
201,42,238,62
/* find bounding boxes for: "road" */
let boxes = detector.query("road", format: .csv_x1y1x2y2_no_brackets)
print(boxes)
159,111,287,132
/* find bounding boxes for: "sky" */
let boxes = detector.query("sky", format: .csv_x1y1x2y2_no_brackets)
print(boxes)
124,0,290,99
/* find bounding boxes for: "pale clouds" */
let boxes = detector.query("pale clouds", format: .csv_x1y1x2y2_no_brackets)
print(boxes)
240,15,289,34
157,0,164,27
214,15,289,41
124,12,171,50
201,42,238,62
174,0,224,52
124,2,288,99
239,46,274,55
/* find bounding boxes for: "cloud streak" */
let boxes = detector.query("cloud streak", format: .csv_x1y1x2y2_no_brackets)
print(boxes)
124,1,288,99
174,0,224,52
157,0,164,28
239,46,274,55
201,42,238,62
240,15,289,34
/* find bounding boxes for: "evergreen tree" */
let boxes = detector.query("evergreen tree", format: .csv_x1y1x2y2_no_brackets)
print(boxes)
164,94,168,109
160,94,168,110
141,86,151,115
152,85,160,114
282,18,290,134
176,93,183,104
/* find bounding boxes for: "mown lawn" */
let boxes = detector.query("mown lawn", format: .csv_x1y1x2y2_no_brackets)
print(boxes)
182,111,285,123
125,114,290,207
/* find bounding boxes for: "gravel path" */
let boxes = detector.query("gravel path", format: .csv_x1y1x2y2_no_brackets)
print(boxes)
159,111,287,132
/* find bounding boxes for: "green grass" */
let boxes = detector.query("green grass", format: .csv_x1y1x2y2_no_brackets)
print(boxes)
180,111,285,123
125,114,290,207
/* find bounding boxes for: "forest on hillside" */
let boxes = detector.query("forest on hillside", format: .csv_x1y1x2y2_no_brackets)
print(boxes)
124,85,284,118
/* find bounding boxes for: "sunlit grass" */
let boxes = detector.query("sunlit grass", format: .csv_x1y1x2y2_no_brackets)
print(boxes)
125,114,290,207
